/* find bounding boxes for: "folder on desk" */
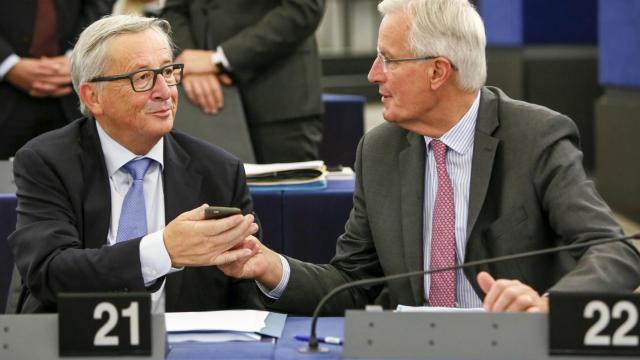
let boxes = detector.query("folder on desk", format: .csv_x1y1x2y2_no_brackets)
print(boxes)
248,178,328,192
245,161,327,190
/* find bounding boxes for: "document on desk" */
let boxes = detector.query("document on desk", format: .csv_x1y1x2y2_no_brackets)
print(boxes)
244,160,325,178
326,166,355,180
396,305,485,313
165,310,287,343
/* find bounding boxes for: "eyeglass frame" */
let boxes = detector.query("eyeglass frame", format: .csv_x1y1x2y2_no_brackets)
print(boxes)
376,51,458,73
88,63,184,92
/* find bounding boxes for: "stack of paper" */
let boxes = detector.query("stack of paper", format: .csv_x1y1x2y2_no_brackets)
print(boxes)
165,310,286,343
396,305,485,313
326,166,355,180
244,161,327,191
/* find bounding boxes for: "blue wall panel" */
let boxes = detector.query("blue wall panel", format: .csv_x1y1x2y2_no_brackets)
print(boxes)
479,0,523,46
599,0,640,87
523,0,597,44
479,0,597,46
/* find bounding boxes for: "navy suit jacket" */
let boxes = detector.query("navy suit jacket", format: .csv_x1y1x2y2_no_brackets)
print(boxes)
9,117,262,313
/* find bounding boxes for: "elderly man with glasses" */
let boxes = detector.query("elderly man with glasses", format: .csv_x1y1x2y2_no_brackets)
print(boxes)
8,15,264,313
220,0,640,315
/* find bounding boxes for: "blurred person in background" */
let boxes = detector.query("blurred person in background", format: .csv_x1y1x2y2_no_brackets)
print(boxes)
113,0,165,16
162,0,325,163
0,0,115,159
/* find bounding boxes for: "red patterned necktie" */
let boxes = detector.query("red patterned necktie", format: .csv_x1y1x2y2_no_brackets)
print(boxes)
428,139,457,307
30,0,59,57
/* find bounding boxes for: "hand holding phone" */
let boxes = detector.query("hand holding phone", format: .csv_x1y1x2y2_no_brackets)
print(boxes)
204,206,242,219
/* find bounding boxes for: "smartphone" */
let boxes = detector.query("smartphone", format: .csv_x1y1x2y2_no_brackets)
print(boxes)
204,206,242,220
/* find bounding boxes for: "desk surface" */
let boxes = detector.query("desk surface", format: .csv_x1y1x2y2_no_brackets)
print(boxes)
168,317,344,360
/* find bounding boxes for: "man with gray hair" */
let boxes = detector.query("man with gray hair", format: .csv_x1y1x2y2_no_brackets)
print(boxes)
8,15,263,313
220,0,640,314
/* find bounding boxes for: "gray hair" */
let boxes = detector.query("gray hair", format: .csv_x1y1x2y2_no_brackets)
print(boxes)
378,0,486,91
70,15,175,116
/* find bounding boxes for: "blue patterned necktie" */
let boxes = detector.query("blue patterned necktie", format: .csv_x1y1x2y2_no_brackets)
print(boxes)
116,158,154,242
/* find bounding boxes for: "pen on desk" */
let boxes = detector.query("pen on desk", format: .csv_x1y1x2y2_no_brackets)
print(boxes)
294,335,343,345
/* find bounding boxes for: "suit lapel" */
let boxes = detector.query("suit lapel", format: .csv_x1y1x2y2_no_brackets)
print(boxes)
399,131,427,305
467,88,500,238
162,133,203,310
162,134,202,224
80,118,111,249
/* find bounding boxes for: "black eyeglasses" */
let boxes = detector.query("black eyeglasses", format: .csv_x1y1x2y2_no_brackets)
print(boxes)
376,52,458,73
89,63,184,92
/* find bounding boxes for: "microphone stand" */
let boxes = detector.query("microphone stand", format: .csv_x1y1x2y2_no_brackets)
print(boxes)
298,233,640,353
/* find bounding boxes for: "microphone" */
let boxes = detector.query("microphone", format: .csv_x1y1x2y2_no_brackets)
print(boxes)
298,232,640,353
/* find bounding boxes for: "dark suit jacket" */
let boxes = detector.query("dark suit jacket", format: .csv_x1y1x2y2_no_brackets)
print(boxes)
8,117,263,313
0,1,115,126
268,87,640,315
162,0,324,125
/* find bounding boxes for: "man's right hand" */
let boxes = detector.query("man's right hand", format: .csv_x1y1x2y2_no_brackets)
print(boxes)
218,238,284,291
163,204,259,267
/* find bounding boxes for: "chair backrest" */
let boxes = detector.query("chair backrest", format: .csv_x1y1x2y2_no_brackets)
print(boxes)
0,192,17,313
0,160,16,193
173,86,256,163
319,94,366,168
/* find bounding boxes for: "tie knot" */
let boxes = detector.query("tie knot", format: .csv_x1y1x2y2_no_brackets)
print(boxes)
122,158,153,181
431,140,448,164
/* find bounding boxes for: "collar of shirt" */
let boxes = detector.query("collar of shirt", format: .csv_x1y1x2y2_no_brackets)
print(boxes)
423,91,481,154
95,120,164,177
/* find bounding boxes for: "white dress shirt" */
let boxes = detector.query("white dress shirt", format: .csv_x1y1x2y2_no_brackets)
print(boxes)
96,121,180,313
0,54,20,80
422,92,483,308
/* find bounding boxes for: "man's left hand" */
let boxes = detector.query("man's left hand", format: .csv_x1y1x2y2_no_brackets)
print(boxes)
477,271,549,313
182,73,224,114
176,49,216,75
29,56,73,97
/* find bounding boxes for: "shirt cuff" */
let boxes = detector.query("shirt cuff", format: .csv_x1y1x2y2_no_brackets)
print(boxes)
0,54,20,80
139,228,181,286
256,254,290,299
216,46,232,71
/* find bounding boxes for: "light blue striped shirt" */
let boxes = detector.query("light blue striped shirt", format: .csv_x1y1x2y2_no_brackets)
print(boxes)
423,92,483,308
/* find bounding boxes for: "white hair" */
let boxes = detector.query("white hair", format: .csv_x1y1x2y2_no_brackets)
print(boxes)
70,15,175,116
378,0,486,91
